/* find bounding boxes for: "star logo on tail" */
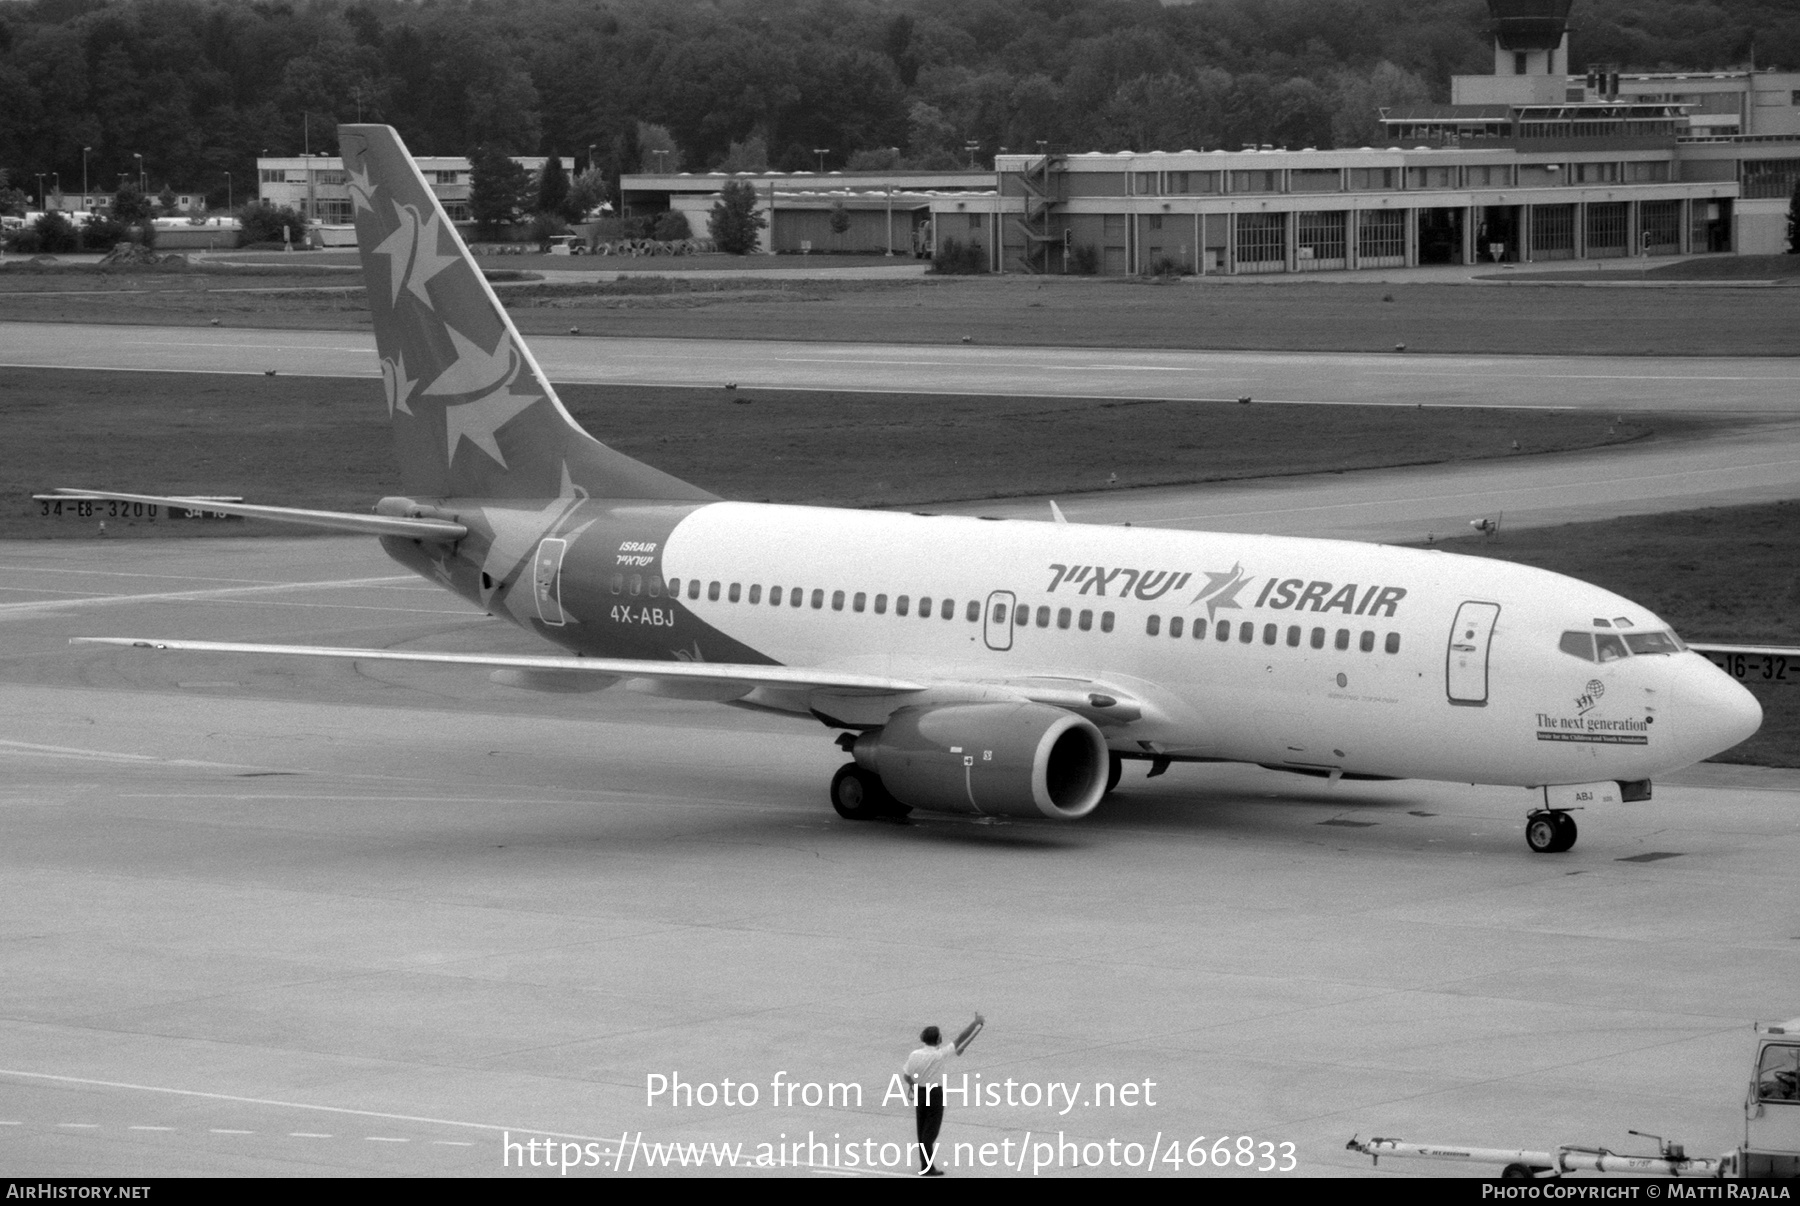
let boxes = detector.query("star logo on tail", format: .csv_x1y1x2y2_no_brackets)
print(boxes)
373,200,457,307
345,159,377,215
1191,562,1253,620
381,354,416,417
424,328,540,467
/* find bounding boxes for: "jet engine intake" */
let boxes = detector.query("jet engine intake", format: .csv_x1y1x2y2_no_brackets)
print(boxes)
852,702,1108,820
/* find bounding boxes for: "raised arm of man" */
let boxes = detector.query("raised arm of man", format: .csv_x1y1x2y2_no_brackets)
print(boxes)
954,1013,985,1055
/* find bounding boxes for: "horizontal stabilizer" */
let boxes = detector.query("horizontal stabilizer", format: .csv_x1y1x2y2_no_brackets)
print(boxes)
52,489,467,541
72,637,926,696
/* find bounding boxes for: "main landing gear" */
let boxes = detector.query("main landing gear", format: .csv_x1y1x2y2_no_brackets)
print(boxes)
829,764,911,821
1525,809,1578,854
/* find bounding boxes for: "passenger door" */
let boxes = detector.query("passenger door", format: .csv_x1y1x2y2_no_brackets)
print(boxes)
533,538,568,626
984,590,1015,652
1446,600,1501,706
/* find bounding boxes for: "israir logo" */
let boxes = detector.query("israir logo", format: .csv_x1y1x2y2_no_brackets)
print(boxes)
1191,562,1252,620
1575,679,1605,716
1045,564,1190,600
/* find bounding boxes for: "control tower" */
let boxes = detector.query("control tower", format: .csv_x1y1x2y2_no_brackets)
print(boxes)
1453,0,1574,105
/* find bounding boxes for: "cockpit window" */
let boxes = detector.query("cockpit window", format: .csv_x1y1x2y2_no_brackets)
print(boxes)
1559,631,1595,661
1560,628,1684,661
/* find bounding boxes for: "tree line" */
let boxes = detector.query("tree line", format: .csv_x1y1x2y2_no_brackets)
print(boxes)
1,0,1795,210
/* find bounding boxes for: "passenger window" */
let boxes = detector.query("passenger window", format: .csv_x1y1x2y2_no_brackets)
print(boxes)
1385,632,1401,654
1240,622,1254,644
992,602,1006,624
832,590,845,611
811,588,825,609
875,593,887,614
1286,625,1301,647
1079,610,1093,632
1263,624,1277,646
1559,631,1595,661
1101,611,1115,633
728,583,741,603
610,573,623,595
666,577,680,597
919,596,932,619
631,575,643,596
1146,615,1161,637
1169,616,1184,638
1057,607,1072,630
1359,630,1375,652
854,592,866,613
1036,606,1050,628
1310,627,1325,649
648,578,662,598
791,587,803,608
941,598,954,620
745,584,760,604
688,579,701,600
1595,633,1627,662
1016,606,1029,627
897,595,910,617
1216,621,1229,642
770,585,783,605
1335,629,1350,651
965,600,979,621
707,581,720,602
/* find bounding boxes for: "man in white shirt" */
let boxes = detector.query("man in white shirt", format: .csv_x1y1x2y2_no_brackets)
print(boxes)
902,1013,984,1176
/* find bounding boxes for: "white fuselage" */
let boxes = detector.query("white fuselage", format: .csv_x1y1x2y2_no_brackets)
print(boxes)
526,501,1762,789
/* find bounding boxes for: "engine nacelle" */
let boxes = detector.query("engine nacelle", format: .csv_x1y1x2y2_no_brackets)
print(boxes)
852,702,1109,820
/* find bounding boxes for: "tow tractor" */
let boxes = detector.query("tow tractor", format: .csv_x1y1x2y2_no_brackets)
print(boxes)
1347,1019,1800,1179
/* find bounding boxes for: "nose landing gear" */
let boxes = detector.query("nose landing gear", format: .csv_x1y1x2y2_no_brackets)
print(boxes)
1525,809,1578,853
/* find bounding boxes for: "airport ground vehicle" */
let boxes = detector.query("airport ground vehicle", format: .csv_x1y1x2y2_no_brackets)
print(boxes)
1347,1019,1800,1178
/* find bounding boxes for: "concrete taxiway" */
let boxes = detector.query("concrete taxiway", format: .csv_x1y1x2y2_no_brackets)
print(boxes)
1,537,1796,1178
3,321,1797,413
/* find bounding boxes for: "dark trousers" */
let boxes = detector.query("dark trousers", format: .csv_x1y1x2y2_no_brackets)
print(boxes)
915,1085,944,1170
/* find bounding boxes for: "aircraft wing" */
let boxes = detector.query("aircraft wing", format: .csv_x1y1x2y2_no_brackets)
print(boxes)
51,489,467,541
70,638,1149,719
1686,642,1800,683
71,637,928,696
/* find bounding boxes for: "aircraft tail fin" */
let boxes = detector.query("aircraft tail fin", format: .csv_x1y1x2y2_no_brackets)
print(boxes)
338,124,713,503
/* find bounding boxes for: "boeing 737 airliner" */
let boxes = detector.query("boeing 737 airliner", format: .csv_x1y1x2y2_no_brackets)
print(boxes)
66,125,1768,854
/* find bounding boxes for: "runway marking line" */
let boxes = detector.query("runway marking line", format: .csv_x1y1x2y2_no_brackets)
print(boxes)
0,574,417,617
128,1125,174,1131
0,1067,617,1146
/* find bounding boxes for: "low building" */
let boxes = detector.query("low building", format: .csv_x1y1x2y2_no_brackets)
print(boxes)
622,168,992,255
256,154,571,226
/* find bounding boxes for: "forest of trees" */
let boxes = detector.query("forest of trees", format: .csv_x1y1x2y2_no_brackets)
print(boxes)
1,0,1796,208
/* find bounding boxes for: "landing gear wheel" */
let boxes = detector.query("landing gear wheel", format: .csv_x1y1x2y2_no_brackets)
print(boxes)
1104,752,1123,797
831,763,899,821
1526,810,1577,853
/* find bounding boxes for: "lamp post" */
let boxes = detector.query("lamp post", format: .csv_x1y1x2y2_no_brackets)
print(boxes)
82,146,91,210
224,171,232,212
964,140,981,169
51,173,59,210
35,173,45,208
652,148,668,173
132,153,144,191
813,148,829,172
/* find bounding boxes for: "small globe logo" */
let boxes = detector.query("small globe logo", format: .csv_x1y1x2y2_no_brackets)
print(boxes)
1586,679,1605,698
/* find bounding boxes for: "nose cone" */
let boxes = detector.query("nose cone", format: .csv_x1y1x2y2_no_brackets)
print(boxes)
1679,657,1763,762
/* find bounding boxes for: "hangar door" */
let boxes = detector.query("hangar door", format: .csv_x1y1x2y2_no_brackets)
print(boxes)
1446,601,1500,706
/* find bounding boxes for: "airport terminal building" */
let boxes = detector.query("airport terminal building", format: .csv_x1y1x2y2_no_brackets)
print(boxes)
625,1,1798,275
